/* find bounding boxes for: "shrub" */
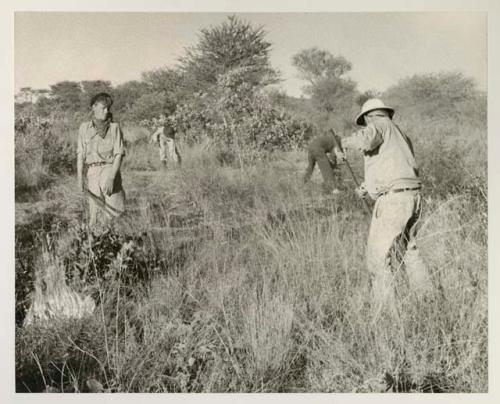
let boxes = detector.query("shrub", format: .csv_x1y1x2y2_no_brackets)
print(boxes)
172,67,311,163
15,111,81,199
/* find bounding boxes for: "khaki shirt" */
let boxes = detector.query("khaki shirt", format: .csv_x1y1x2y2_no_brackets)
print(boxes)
342,117,421,199
77,121,126,165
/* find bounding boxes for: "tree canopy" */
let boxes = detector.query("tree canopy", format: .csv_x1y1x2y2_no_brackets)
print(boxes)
179,15,279,92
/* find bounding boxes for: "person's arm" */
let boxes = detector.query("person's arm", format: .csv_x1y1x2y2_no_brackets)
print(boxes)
341,122,384,153
76,125,85,192
103,124,125,195
150,127,161,144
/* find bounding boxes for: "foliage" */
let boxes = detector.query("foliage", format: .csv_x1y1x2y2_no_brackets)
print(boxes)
172,67,311,162
14,13,488,394
384,71,486,125
49,81,83,113
291,48,359,131
15,144,487,392
113,80,151,115
126,91,174,122
15,112,78,197
179,15,279,92
59,225,159,300
292,47,352,90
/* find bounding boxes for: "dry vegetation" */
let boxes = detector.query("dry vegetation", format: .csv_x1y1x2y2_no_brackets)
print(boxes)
15,116,487,392
14,15,487,394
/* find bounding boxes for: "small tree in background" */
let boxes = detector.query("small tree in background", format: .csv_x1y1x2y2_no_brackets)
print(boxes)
127,92,173,122
49,81,83,114
292,48,359,132
383,71,484,124
113,80,151,117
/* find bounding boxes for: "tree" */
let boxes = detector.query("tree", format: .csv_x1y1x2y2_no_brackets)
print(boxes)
172,67,310,161
142,68,184,96
49,81,83,112
291,48,359,130
141,67,188,113
179,15,279,93
113,80,151,116
127,92,172,122
383,72,484,124
292,47,352,93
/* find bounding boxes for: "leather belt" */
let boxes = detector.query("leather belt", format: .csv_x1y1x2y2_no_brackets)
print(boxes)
86,162,110,167
380,187,421,196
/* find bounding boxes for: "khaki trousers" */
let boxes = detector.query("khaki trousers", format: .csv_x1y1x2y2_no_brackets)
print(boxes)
86,164,125,228
367,190,430,312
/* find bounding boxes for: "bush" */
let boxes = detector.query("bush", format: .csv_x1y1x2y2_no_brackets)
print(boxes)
15,111,81,199
172,67,311,163
15,143,487,392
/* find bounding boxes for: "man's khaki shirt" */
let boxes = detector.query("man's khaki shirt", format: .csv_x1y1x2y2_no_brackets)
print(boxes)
342,117,421,199
77,121,126,165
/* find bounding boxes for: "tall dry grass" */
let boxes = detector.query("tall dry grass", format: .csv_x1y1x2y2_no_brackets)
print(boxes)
16,116,487,392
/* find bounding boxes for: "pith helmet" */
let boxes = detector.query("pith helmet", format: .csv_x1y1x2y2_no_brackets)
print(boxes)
355,98,394,126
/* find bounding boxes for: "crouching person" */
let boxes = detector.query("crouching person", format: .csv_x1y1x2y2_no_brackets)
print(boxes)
303,132,343,194
77,92,126,229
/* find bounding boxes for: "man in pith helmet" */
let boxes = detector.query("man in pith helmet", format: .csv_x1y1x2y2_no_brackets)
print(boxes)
339,98,430,311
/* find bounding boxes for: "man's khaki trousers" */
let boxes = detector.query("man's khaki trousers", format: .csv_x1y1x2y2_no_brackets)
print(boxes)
366,190,431,312
87,164,125,228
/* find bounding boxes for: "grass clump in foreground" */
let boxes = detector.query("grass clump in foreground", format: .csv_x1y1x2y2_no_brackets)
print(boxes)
16,145,487,393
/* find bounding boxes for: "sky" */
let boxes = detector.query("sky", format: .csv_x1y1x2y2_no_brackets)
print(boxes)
14,12,487,97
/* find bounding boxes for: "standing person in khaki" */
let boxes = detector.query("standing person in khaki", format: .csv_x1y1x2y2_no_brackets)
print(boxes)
339,99,429,311
77,92,126,228
150,115,181,169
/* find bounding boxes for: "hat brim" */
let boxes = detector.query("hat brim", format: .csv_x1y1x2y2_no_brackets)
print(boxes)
355,107,394,126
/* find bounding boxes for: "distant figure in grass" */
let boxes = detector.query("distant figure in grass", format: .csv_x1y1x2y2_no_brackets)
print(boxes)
77,92,126,229
150,115,182,169
303,131,343,194
338,98,430,312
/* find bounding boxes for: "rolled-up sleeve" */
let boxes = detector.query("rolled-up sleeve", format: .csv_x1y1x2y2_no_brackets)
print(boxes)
113,124,126,157
342,122,383,152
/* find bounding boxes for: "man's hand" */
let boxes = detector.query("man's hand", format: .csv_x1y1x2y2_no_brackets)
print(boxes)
333,147,346,163
355,185,368,199
103,175,115,196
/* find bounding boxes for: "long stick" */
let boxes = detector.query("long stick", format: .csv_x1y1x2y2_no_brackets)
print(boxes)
85,188,125,217
329,129,372,215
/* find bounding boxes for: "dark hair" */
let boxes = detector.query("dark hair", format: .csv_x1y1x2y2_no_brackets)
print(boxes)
90,92,113,108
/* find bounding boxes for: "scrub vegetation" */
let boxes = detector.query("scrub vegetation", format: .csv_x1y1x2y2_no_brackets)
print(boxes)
15,15,487,393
